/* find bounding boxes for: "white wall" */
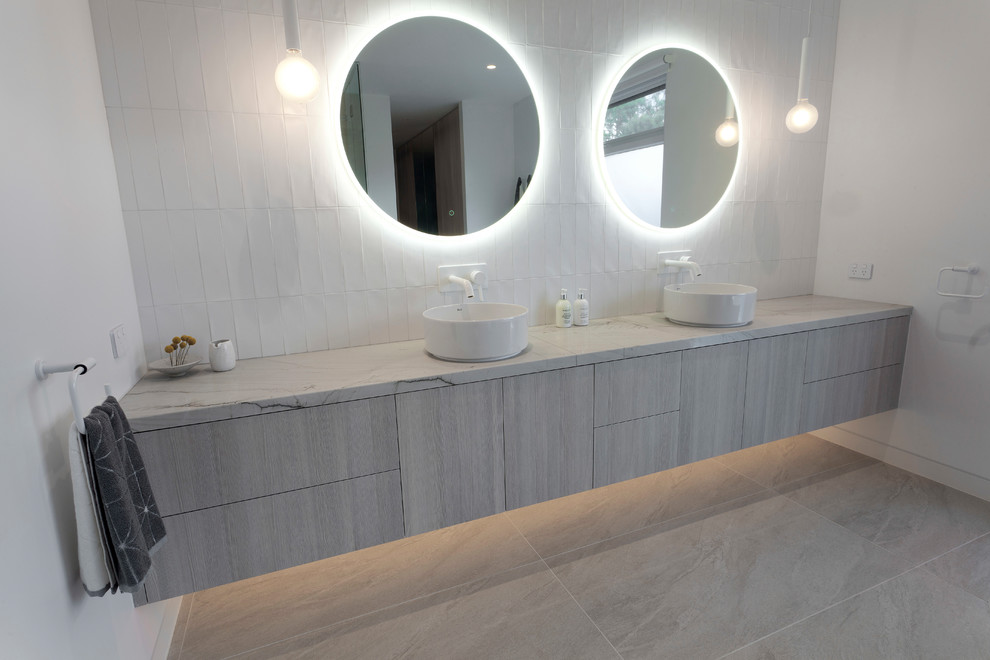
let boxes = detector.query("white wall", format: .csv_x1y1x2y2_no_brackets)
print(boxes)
0,0,173,657
89,0,837,363
360,93,398,218
814,0,990,498
461,98,516,233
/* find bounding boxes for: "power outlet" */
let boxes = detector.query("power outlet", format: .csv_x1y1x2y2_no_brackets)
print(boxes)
848,263,874,280
110,324,127,359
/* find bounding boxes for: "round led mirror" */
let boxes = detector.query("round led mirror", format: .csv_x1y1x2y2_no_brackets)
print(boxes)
599,47,739,229
340,17,540,236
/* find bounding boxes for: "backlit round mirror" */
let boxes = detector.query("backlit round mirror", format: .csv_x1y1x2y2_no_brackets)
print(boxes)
600,47,739,229
340,17,540,236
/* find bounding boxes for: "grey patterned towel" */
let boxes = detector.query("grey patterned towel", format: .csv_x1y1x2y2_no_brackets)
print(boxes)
83,396,166,593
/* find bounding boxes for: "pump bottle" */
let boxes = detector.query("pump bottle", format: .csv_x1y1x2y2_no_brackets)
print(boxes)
555,289,573,328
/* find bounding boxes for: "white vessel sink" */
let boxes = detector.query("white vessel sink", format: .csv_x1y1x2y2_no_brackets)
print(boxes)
423,303,529,362
664,282,757,327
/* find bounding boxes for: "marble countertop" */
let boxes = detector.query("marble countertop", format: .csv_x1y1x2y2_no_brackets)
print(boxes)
121,295,911,432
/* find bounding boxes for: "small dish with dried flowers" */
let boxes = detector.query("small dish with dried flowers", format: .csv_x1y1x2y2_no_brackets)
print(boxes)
149,356,202,377
150,334,201,377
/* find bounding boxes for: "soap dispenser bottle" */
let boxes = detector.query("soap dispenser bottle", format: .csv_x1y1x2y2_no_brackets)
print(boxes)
574,289,589,326
555,289,573,328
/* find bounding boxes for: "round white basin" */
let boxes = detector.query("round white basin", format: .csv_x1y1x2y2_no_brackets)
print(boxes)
664,282,757,327
423,303,529,362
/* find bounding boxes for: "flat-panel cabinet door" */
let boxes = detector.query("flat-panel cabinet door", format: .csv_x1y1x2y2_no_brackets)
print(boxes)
396,381,505,535
504,367,594,509
594,352,681,426
742,333,808,448
593,412,680,487
800,365,903,433
141,471,404,603
678,342,749,465
805,317,909,383
136,396,399,515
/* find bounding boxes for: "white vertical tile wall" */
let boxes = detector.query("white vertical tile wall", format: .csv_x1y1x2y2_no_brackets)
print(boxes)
89,0,837,363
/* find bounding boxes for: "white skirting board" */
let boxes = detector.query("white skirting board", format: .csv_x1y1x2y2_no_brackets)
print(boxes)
810,423,990,503
151,596,183,660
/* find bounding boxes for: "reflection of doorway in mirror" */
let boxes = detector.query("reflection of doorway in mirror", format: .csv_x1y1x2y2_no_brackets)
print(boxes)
605,145,664,226
394,107,466,235
340,17,540,236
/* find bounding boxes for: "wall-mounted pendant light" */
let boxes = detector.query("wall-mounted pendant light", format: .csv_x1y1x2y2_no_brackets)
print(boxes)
715,92,739,147
786,11,818,134
275,0,320,102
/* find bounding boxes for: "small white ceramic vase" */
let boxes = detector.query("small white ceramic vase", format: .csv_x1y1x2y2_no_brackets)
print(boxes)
209,339,236,372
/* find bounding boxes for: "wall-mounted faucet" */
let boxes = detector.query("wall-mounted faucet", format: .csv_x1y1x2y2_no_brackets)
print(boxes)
446,274,475,300
437,263,488,302
663,256,702,282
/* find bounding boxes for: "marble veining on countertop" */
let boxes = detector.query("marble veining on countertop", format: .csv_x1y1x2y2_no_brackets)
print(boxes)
122,295,911,432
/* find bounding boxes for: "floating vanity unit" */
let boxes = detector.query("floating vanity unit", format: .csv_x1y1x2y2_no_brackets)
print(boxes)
122,296,910,605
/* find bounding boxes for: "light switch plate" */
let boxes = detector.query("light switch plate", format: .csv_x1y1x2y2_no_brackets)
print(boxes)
110,324,126,359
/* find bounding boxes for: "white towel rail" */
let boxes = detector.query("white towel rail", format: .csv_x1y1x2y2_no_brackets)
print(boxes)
936,264,987,299
35,358,112,432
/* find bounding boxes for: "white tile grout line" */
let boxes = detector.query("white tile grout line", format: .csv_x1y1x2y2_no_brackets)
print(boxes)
504,514,624,659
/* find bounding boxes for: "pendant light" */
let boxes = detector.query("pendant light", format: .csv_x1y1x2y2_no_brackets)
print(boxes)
715,92,739,147
785,11,818,134
275,0,320,103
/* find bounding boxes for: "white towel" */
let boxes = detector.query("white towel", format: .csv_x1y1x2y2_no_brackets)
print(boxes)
68,423,113,596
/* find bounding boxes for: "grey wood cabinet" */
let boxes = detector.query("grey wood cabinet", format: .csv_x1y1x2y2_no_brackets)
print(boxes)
133,312,911,606
677,342,750,464
396,381,505,535
139,396,399,515
800,365,903,432
594,352,681,426
593,412,679,487
742,333,808,448
141,471,403,602
503,367,595,509
805,318,909,383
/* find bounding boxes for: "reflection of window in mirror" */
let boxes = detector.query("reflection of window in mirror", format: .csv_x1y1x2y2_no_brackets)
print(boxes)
604,55,668,223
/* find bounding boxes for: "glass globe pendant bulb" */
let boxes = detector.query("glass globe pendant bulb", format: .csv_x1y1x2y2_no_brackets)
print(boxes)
785,99,818,134
715,118,739,147
275,50,320,102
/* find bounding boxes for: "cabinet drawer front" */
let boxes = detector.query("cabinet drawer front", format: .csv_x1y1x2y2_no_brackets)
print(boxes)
805,317,909,383
742,333,808,449
142,471,404,603
138,396,399,515
593,412,679,488
678,343,749,465
800,365,903,433
397,381,505,536
504,367,594,509
594,352,681,426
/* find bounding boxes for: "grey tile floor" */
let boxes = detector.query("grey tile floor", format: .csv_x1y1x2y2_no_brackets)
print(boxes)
167,434,990,659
